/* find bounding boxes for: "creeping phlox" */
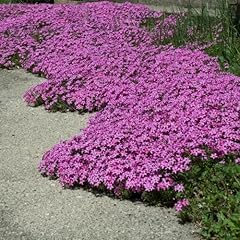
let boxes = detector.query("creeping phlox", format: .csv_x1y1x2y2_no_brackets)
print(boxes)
0,2,239,211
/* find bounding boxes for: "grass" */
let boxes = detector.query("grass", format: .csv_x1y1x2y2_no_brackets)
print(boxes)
142,0,240,76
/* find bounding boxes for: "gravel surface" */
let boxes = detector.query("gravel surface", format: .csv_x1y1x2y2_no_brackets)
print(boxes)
0,69,201,240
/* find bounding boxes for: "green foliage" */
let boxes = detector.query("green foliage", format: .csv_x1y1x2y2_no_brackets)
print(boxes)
51,97,71,113
140,17,158,31
120,188,134,199
0,0,24,3
10,53,21,67
141,189,176,207
160,9,219,47
32,32,44,43
177,157,240,240
206,40,240,76
141,0,240,76
140,14,169,31
34,96,44,107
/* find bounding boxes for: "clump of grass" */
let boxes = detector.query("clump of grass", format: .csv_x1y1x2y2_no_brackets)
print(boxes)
142,0,240,76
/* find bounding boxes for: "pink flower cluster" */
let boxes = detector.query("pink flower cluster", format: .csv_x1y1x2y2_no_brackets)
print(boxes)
174,199,190,212
0,2,239,209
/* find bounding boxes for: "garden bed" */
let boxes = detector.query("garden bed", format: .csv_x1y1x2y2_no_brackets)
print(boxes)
0,1,239,239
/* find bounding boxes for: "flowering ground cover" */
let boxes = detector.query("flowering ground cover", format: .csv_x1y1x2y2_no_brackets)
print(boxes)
0,2,240,238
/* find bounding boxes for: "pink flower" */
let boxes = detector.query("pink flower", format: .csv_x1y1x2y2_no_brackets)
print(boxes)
1,2,239,203
174,184,185,192
235,158,240,165
174,199,190,212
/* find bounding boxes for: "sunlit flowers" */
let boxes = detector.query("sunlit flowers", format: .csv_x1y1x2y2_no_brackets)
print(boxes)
1,2,239,211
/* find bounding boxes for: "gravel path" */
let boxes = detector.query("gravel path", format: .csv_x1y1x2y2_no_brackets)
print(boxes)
0,69,201,240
